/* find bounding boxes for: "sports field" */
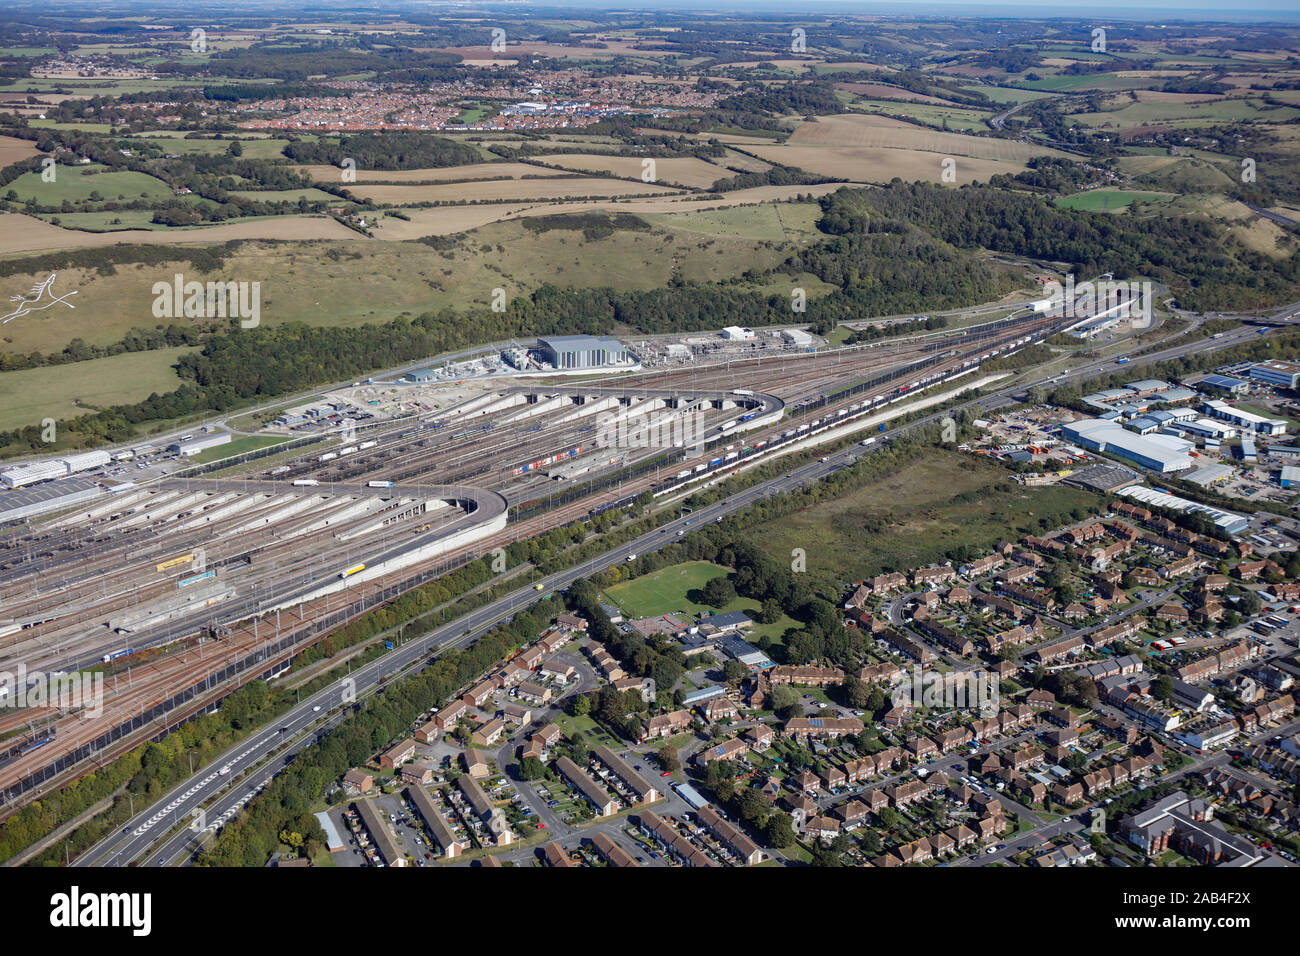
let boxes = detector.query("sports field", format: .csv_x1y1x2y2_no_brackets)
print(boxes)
605,561,738,618
604,559,798,648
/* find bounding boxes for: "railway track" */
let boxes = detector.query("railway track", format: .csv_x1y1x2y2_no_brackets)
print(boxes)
0,308,1061,803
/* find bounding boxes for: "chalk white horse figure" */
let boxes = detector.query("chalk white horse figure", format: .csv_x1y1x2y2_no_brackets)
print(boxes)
1,272,78,324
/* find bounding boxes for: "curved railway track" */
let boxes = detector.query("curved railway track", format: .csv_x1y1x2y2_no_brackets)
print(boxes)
0,308,1061,803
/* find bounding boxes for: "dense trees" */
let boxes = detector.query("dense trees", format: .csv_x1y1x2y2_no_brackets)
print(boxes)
701,574,737,608
821,181,1300,311
283,131,480,170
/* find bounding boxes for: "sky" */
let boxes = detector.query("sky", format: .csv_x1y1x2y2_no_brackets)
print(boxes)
539,0,1300,21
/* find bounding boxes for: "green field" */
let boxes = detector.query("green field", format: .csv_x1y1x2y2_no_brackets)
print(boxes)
848,99,994,132
1055,189,1175,212
606,561,737,618
1015,74,1161,93
128,137,294,160
605,560,796,647
643,202,822,241
0,348,197,431
17,78,209,95
189,434,289,463
1066,97,1300,129
746,449,1101,585
963,86,1055,103
2,163,173,205
25,120,116,134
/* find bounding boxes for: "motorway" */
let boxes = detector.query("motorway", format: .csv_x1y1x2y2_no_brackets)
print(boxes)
74,300,1300,867
77,448,834,866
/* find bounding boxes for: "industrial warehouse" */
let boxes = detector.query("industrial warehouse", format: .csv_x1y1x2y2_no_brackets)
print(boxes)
1060,419,1196,473
1,451,111,489
536,335,633,370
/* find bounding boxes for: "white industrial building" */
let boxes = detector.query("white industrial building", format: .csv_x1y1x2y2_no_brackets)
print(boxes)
1060,419,1195,473
781,328,814,348
1,461,65,489
170,433,233,457
1181,418,1238,441
1202,400,1287,437
1183,464,1234,487
1248,360,1300,390
0,450,111,489
1116,485,1249,535
61,450,111,473
721,326,755,340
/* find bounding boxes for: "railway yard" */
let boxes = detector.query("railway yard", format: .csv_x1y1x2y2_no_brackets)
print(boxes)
0,308,1067,807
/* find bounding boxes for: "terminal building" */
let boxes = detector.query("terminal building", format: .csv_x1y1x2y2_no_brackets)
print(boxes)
536,335,631,370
